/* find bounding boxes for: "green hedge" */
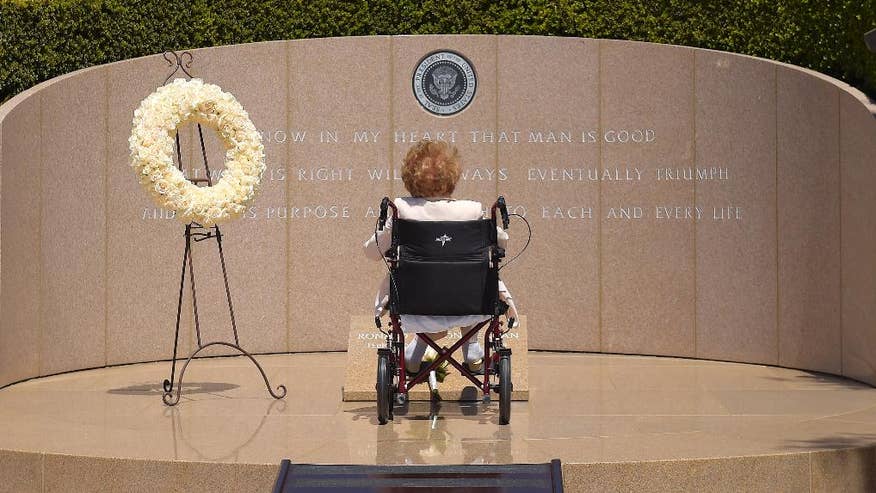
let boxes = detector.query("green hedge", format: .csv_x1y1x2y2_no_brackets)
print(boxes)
1,0,874,103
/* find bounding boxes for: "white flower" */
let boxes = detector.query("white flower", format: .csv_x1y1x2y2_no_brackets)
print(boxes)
129,78,265,226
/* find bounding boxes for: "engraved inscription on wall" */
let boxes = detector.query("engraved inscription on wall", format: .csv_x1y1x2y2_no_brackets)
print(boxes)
141,126,744,225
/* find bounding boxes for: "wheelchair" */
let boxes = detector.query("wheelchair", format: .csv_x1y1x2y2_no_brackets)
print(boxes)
373,196,516,425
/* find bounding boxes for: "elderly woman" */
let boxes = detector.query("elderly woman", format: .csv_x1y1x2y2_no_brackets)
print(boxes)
364,140,518,373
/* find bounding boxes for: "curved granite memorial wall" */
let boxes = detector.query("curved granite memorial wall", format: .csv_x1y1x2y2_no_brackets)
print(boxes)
1,35,875,388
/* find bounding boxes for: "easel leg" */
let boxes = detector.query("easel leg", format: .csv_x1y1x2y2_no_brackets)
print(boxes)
164,225,191,394
214,225,240,346
189,241,202,348
162,224,286,406
163,342,287,406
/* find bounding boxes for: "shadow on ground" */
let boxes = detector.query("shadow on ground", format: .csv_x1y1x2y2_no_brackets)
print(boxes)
107,382,238,395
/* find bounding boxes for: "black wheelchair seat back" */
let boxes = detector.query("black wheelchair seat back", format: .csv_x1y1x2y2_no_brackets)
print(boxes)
390,218,499,316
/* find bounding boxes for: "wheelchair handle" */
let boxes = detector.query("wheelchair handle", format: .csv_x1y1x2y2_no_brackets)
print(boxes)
378,197,397,230
492,196,510,230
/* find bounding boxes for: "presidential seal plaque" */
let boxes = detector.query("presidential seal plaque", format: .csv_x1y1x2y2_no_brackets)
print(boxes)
412,50,477,116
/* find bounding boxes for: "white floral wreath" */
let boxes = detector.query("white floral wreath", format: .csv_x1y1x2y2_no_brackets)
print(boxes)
129,78,265,226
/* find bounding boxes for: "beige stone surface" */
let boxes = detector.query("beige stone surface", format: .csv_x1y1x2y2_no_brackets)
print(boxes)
838,90,876,387
563,454,810,493
43,455,277,493
39,68,107,376
0,352,872,461
563,460,701,493
811,447,876,492
0,450,41,493
600,40,696,357
694,51,778,365
0,95,42,387
287,36,392,352
105,54,194,366
2,352,876,490
776,65,842,374
497,36,600,352
343,315,528,401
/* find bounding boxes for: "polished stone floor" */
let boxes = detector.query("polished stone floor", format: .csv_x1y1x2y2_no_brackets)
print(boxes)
2,352,876,466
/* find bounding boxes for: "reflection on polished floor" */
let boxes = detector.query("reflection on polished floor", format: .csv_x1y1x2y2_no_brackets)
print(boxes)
2,352,876,467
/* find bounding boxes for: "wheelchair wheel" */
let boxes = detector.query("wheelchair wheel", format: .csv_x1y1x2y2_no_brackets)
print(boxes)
498,355,512,425
376,352,394,424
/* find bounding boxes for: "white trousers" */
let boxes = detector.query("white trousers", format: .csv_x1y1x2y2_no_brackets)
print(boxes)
404,325,484,366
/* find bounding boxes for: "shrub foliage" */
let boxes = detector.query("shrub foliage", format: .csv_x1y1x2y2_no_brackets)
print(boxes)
1,0,874,102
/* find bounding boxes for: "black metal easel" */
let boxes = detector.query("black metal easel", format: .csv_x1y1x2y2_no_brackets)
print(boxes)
159,51,286,406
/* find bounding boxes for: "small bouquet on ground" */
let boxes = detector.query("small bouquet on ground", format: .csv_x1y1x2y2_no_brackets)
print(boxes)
422,347,450,400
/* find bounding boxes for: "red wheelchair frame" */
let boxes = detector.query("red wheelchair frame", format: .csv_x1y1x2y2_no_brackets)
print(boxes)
375,198,513,425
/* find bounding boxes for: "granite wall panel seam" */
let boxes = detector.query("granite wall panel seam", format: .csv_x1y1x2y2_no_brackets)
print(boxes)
692,49,698,356
832,87,843,373
0,126,2,313
285,41,292,354
37,94,44,376
103,73,110,367
837,87,844,376
0,127,2,319
774,64,781,366
808,451,813,492
388,36,396,199
494,35,499,199
597,39,604,351
188,95,195,352
776,65,843,373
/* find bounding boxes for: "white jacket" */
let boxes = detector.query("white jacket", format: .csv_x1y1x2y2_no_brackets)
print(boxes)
364,197,512,333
